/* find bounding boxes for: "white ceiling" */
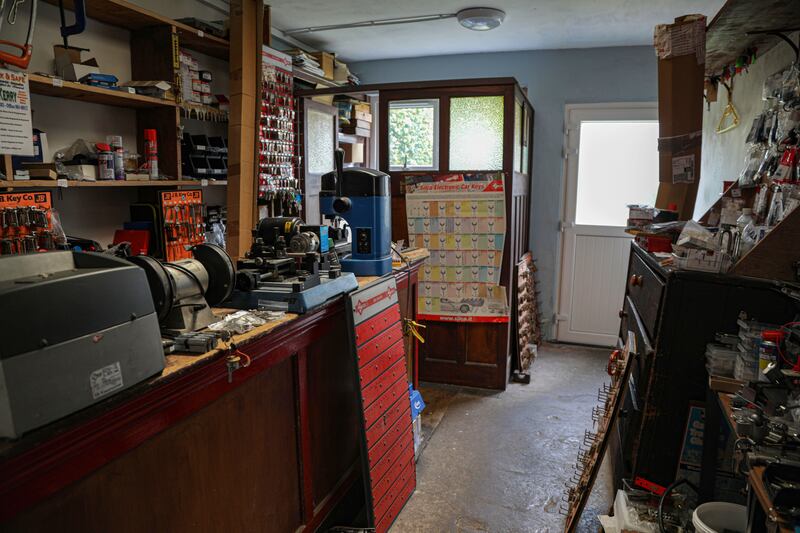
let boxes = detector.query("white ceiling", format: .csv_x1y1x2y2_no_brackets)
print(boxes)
268,0,726,62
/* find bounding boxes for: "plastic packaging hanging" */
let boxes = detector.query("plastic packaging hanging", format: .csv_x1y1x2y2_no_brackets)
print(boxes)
779,62,800,105
738,144,766,186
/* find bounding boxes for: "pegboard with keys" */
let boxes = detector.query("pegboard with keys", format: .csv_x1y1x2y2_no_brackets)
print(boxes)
0,191,64,255
259,48,301,217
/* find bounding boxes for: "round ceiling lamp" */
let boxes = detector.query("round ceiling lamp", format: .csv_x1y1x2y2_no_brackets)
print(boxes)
457,7,506,31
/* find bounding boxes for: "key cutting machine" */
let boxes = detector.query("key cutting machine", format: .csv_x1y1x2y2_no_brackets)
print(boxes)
320,149,392,276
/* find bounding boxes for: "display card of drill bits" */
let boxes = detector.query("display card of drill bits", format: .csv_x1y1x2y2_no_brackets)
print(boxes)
259,48,300,216
0,191,65,255
561,335,635,533
160,189,205,262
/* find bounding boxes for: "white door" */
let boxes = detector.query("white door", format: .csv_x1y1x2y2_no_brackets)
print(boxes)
556,104,659,346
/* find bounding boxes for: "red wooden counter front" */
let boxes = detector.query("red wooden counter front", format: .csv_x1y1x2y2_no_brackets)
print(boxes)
0,265,420,533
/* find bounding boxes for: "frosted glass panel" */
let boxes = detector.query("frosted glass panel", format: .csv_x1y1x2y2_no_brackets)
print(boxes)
576,121,659,227
307,108,334,174
449,96,504,170
389,100,438,170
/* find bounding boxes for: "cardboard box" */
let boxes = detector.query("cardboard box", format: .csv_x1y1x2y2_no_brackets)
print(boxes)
352,102,372,123
121,81,174,100
341,125,371,138
54,45,100,82
343,140,364,164
334,60,350,82
310,51,335,80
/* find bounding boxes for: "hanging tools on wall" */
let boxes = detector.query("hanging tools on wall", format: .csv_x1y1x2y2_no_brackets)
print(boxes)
0,0,37,69
716,80,741,134
58,0,87,49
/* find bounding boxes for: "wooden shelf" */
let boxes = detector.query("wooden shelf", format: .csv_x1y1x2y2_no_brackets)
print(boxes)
28,74,176,109
0,179,226,188
293,68,342,89
43,0,230,60
337,133,364,145
705,0,800,76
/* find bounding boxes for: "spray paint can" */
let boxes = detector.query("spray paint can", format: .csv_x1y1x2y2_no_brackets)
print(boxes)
144,129,159,179
96,143,114,180
106,135,125,180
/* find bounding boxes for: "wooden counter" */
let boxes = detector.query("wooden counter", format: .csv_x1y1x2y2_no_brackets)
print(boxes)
711,392,793,533
0,265,421,532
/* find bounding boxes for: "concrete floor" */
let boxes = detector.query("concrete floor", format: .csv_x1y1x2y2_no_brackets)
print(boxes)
390,343,614,533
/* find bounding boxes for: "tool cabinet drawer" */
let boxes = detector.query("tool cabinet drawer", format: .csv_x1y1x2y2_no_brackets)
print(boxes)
626,251,665,338
619,296,654,408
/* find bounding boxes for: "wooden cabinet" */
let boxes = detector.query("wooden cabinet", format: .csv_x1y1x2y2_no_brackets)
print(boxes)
611,243,798,487
0,271,420,532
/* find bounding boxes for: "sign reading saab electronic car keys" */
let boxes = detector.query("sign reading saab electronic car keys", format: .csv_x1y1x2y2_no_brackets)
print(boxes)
346,277,416,532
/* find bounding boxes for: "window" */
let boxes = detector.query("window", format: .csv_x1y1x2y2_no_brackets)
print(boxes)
575,120,660,226
389,99,439,171
449,96,504,170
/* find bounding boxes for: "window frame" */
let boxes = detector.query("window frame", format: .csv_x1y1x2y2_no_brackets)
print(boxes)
388,98,440,172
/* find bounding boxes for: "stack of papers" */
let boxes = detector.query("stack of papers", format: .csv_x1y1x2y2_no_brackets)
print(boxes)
288,50,325,77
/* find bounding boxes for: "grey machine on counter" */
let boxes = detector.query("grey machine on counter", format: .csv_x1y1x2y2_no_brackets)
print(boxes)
0,251,165,438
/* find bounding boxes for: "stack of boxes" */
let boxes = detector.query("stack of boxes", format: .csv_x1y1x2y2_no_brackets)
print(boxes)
179,51,214,106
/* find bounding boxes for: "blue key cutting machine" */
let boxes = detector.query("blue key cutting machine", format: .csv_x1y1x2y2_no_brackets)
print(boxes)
320,149,392,276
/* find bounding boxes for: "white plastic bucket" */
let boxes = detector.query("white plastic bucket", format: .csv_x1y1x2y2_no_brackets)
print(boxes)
692,502,747,533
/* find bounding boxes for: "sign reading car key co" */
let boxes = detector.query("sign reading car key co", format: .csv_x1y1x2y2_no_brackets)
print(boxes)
350,278,398,325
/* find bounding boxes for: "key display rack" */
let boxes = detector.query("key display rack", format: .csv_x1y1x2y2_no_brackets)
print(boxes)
259,51,300,216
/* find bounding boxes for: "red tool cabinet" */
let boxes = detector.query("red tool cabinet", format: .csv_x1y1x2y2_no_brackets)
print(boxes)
347,277,416,532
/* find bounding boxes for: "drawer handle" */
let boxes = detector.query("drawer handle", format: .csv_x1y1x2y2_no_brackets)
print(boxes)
607,349,621,377
629,274,643,287
618,309,627,319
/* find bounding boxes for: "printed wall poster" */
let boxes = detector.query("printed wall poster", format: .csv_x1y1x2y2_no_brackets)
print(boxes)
405,173,508,323
0,68,33,156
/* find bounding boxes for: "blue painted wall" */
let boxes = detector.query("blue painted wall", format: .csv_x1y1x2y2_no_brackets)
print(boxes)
350,46,657,334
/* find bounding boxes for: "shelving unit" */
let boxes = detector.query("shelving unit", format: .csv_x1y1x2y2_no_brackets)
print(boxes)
42,0,230,59
705,0,800,76
293,68,342,88
28,74,176,109
0,180,226,188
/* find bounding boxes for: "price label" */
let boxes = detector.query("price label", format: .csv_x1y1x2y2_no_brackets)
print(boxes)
201,179,209,186
56,178,68,188
52,77,63,87
197,30,204,38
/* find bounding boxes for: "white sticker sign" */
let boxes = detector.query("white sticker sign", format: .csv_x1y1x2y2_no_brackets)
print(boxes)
0,68,34,155
90,361,124,399
671,154,695,184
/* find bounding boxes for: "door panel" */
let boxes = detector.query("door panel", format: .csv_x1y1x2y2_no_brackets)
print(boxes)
556,103,658,346
303,101,338,225
562,233,630,345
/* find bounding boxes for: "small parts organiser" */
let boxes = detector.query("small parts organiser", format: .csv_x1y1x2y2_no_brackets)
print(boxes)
260,48,300,216
182,134,228,179
0,191,63,255
160,190,205,262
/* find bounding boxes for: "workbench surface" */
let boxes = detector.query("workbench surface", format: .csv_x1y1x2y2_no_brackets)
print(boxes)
716,392,793,533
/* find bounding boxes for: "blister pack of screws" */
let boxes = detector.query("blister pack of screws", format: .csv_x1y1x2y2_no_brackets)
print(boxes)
0,191,65,255
259,48,301,216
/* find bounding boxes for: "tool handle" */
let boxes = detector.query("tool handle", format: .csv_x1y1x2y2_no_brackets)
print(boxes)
334,147,344,197
0,41,33,69
60,0,87,39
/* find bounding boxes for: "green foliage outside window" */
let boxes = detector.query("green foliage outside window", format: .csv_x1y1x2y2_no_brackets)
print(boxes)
389,104,435,169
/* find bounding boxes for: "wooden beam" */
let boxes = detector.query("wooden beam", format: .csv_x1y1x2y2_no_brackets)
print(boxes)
227,0,261,259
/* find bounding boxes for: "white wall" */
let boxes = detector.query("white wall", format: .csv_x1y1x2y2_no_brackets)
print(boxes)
696,35,798,218
1,0,229,245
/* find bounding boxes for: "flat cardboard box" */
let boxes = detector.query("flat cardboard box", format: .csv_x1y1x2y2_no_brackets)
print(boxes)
310,51,335,80
54,45,100,82
121,81,174,100
341,125,371,138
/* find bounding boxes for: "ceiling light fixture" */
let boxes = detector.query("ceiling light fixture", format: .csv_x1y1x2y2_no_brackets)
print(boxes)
457,8,506,31
282,7,506,36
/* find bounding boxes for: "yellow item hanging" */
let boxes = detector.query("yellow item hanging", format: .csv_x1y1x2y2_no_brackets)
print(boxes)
716,81,740,134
